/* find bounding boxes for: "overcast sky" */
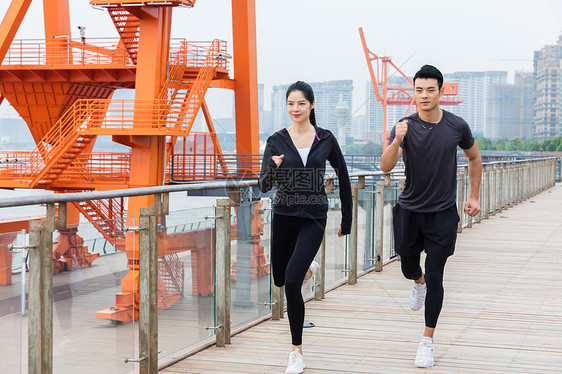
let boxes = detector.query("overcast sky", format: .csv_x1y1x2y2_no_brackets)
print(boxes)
1,0,561,119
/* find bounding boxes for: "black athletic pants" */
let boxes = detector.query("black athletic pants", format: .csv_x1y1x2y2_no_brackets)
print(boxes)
271,213,326,346
401,253,448,329
393,204,459,329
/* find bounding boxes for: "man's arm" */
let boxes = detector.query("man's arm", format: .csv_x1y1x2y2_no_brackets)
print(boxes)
380,120,407,173
463,142,482,217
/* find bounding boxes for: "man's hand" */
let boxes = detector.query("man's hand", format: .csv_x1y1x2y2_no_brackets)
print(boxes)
394,120,408,143
464,198,481,217
271,154,284,168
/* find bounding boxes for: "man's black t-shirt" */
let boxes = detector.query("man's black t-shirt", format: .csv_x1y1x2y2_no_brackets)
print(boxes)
388,110,475,213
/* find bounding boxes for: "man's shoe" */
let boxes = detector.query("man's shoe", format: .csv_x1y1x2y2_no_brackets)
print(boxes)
409,281,427,311
415,336,434,368
285,350,305,374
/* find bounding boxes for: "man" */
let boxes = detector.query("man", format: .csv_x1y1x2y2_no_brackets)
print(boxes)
380,64,482,368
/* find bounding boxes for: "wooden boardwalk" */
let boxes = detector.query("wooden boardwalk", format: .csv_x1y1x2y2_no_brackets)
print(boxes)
162,184,562,373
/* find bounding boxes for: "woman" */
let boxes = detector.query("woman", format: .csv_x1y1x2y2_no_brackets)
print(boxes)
258,81,352,374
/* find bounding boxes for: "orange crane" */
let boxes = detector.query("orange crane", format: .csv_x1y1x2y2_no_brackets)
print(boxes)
0,0,264,323
358,27,462,151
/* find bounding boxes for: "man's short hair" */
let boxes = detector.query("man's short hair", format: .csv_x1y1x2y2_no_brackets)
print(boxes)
413,65,444,90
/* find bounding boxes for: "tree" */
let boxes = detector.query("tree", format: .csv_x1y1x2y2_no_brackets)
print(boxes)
524,140,541,151
494,138,507,151
475,136,493,150
507,137,523,151
361,141,382,155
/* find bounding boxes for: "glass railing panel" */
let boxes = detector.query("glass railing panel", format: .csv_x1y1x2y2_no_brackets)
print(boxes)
0,230,26,373
230,200,272,328
52,216,137,373
324,188,348,288
383,181,399,261
359,186,375,271
158,206,215,360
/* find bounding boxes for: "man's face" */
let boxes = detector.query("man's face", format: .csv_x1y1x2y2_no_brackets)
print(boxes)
414,78,443,112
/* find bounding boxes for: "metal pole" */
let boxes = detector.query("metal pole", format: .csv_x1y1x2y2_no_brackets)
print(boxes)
484,166,486,219
374,180,384,272
348,185,359,285
20,228,26,316
491,165,496,215
498,165,504,213
214,199,232,346
139,206,158,374
457,171,465,232
28,220,42,374
476,167,483,224
28,204,55,374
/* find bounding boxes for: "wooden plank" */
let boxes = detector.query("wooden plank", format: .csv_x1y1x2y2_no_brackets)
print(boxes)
162,184,562,373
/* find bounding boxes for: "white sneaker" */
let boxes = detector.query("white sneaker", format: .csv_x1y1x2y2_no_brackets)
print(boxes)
309,260,320,276
302,261,320,294
285,350,305,374
409,281,427,311
415,336,434,368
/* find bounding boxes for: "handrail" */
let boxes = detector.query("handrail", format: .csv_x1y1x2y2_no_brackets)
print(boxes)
1,38,228,68
0,156,558,373
0,157,557,208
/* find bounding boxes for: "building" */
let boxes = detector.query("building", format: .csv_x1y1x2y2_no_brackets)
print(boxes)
487,72,534,139
334,95,350,145
444,71,508,137
533,33,562,140
271,80,353,134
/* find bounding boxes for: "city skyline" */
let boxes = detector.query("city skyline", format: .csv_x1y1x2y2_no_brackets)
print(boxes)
0,0,561,119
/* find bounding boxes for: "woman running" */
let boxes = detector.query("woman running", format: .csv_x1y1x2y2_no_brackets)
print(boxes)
259,81,352,374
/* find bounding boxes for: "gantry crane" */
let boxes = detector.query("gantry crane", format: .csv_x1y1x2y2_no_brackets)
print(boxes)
0,0,264,323
359,27,463,151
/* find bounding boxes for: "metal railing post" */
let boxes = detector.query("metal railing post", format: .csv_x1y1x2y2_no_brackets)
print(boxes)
464,166,472,228
506,163,511,207
517,162,523,203
524,161,530,200
139,205,158,374
348,184,359,285
374,180,385,272
215,198,232,346
490,164,496,215
498,164,504,213
476,166,484,223
484,165,490,219
457,170,465,232
28,204,55,374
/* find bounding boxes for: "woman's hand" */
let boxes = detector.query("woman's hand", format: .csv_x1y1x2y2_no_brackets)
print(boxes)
337,227,345,237
271,154,284,168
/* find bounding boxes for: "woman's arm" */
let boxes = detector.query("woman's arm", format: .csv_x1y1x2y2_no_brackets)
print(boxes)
327,134,352,235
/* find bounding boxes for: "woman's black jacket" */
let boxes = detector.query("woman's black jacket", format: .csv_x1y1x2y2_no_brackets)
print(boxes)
258,127,352,235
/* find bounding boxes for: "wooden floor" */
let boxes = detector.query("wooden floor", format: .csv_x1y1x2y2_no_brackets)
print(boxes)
162,184,562,373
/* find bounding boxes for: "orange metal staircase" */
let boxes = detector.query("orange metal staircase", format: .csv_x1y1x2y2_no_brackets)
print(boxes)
158,253,185,309
106,7,139,64
72,198,127,247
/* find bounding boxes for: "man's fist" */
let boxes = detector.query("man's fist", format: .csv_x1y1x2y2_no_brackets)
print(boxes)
464,198,481,217
395,120,408,143
271,154,284,168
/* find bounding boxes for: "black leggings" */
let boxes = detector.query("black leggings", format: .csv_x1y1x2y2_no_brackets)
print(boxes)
271,213,326,346
401,253,448,329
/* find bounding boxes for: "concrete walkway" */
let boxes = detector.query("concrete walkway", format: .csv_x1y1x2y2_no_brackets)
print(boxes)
162,183,562,373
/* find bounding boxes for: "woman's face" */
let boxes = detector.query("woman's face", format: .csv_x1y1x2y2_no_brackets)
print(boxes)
286,90,315,124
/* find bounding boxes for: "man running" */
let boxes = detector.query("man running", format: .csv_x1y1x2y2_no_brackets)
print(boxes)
380,64,482,368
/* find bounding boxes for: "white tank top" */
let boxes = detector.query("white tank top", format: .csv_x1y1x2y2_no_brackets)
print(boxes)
297,147,311,166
